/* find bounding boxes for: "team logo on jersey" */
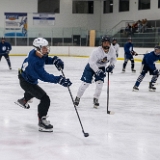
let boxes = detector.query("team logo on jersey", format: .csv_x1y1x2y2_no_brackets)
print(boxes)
2,46,6,51
129,47,132,51
98,57,108,64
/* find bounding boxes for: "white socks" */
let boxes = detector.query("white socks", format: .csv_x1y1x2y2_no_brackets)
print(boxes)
93,80,103,99
77,82,90,98
76,80,103,99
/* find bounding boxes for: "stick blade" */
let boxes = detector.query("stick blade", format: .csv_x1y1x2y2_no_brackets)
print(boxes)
107,110,115,115
84,133,89,137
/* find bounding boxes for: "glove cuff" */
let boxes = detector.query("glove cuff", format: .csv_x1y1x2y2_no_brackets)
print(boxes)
58,75,63,83
52,56,58,64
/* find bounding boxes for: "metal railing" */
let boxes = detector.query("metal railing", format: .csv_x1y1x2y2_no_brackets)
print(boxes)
114,27,160,47
1,20,160,47
0,27,90,46
106,20,135,36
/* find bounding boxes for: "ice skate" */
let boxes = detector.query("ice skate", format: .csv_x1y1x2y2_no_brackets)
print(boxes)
74,96,80,106
132,69,136,73
122,68,125,73
39,116,53,132
15,98,30,109
149,82,156,92
133,86,139,92
93,98,99,109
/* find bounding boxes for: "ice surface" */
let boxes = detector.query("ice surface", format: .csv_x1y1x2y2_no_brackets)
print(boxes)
0,56,160,160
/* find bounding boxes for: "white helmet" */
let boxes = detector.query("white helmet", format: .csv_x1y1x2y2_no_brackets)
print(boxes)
33,37,48,48
33,37,50,53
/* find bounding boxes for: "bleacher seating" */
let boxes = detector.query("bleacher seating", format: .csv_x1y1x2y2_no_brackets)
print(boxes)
112,20,160,48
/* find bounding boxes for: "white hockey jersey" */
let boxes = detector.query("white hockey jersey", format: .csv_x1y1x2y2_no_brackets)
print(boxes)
112,43,119,56
88,45,116,72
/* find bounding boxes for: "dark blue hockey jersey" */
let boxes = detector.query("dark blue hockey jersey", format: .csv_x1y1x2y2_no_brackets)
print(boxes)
21,49,61,84
124,42,134,59
0,42,12,54
142,51,160,71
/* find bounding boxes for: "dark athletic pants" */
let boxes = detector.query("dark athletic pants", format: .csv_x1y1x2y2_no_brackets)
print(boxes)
0,54,11,68
18,73,50,119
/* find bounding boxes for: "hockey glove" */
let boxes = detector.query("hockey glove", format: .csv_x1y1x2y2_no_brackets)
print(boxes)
106,65,115,72
134,52,138,56
95,69,106,78
58,75,72,87
53,56,64,71
131,51,138,56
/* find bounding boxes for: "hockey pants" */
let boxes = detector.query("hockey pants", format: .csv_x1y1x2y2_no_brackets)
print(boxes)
134,64,159,87
123,58,134,70
18,74,50,119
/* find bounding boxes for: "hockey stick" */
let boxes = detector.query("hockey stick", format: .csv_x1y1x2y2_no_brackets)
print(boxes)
137,53,146,55
60,69,89,137
107,72,114,115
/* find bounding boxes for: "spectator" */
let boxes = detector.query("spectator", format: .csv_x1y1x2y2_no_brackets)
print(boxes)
137,20,143,32
125,23,132,36
141,19,148,32
132,21,138,34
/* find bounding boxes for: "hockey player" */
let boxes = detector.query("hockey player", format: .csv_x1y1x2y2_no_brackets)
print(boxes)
133,46,160,92
0,37,12,69
16,37,72,132
122,37,138,72
112,38,119,57
111,38,119,74
74,35,116,108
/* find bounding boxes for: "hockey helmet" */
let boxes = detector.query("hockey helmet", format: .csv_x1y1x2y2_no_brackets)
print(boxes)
154,45,160,55
101,35,111,43
154,45,160,50
33,37,50,54
33,37,48,48
112,38,117,46
1,37,5,41
112,38,117,41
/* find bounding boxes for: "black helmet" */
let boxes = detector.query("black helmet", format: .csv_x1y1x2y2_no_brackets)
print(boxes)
112,38,117,41
154,45,160,55
154,45,160,50
101,35,111,43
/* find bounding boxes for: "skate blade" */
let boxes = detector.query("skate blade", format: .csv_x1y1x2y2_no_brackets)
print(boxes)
93,105,98,109
149,89,156,92
132,89,139,92
39,127,53,132
14,101,30,109
28,98,33,103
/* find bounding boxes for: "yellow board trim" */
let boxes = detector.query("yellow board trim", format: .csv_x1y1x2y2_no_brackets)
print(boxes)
8,54,160,63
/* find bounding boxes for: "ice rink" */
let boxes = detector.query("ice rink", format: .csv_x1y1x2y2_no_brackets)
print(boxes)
0,56,160,160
